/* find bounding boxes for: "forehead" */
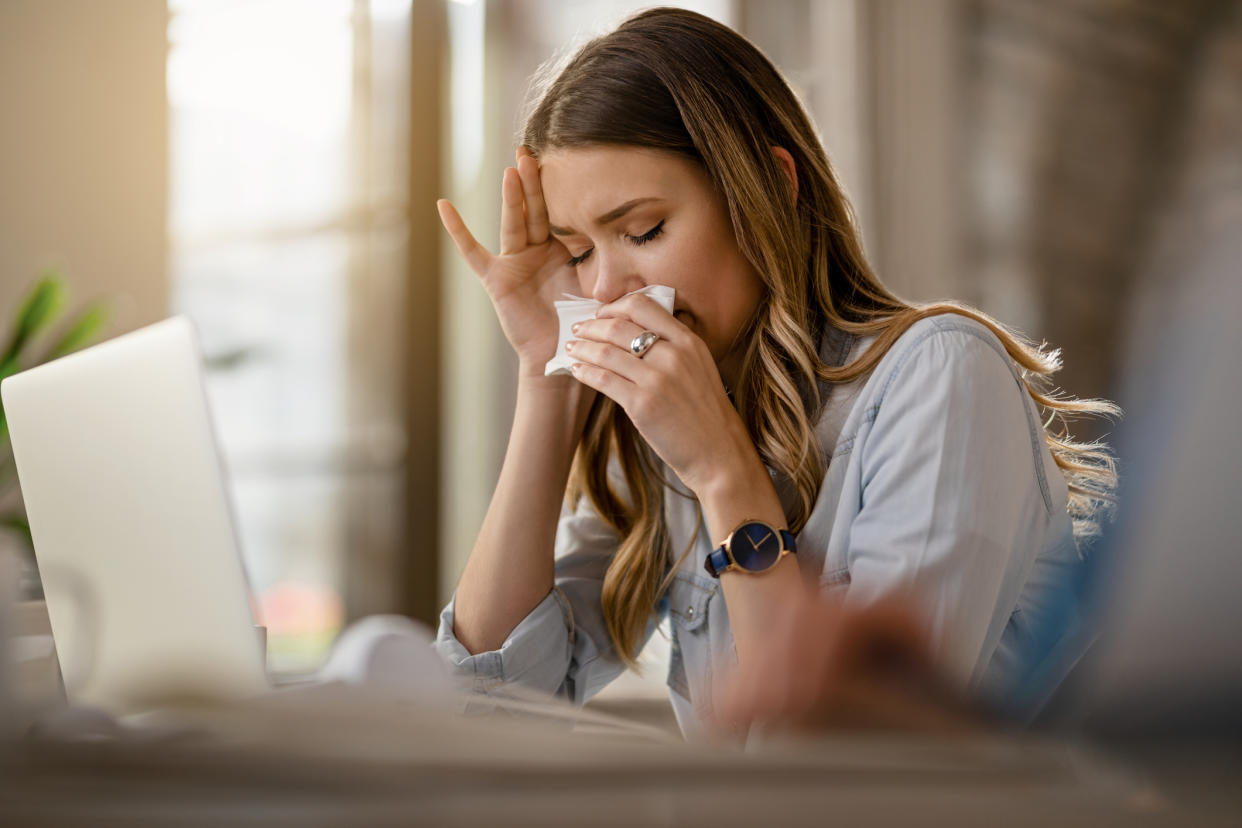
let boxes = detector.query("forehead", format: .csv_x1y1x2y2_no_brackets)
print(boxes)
539,146,704,222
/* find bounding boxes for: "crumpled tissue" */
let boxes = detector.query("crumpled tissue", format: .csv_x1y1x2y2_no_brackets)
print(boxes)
544,285,676,376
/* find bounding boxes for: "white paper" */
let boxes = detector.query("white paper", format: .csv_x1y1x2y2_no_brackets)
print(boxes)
544,285,676,376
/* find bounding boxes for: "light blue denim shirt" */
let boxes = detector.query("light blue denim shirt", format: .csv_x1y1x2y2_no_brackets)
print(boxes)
435,313,1083,735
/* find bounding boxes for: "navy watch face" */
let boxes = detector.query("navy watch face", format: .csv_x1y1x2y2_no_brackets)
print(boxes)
730,522,783,572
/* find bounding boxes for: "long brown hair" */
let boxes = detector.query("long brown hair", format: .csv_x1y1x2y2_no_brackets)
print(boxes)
523,8,1118,665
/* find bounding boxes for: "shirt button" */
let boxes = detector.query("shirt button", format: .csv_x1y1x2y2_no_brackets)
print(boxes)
686,606,695,617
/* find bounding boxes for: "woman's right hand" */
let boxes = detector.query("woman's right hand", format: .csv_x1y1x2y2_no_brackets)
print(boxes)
437,147,580,374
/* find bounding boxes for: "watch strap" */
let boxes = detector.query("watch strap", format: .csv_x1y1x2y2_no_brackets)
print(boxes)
704,545,731,578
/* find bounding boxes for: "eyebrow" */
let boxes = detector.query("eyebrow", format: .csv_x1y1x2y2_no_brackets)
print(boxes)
548,197,665,237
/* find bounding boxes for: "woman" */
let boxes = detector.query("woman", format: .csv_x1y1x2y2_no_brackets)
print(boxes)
433,8,1116,735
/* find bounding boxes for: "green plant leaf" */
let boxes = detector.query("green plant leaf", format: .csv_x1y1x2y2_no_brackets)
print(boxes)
2,273,64,367
47,303,108,359
0,513,32,550
0,362,12,443
0,440,14,486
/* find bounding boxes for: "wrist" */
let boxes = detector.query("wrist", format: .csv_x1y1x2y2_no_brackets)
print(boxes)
517,354,564,382
514,368,596,447
695,440,786,547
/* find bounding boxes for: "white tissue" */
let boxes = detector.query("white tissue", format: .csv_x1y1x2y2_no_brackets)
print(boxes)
544,285,676,376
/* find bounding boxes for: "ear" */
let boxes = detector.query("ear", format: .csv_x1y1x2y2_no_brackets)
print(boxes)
771,146,798,200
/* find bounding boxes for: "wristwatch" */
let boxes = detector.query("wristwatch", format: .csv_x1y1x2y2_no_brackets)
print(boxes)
704,519,796,578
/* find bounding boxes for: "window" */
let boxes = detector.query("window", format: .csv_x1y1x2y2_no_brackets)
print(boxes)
167,0,413,673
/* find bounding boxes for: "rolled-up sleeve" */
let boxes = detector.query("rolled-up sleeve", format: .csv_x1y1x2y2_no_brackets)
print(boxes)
845,324,1052,687
433,494,631,704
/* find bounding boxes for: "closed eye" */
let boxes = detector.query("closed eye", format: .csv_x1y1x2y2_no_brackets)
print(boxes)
566,220,666,268
627,220,665,246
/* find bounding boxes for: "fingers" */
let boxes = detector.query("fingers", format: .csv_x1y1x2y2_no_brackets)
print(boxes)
564,337,647,386
596,293,688,343
570,296,717,408
516,147,550,245
436,199,492,276
499,167,527,255
570,316,646,352
568,360,634,403
446,152,547,267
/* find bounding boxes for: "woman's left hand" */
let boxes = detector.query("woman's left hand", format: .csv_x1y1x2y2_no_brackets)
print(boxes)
565,293,753,495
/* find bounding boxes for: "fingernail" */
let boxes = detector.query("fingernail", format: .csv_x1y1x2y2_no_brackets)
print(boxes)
570,363,582,374
571,322,582,335
564,340,574,352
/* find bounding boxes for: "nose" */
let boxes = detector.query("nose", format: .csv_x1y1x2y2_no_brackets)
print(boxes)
588,247,646,305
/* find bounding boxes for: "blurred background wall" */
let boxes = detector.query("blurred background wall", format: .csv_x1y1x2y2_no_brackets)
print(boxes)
1,0,1234,676
0,0,168,330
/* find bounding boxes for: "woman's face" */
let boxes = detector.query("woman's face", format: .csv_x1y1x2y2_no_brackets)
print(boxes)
539,145,764,382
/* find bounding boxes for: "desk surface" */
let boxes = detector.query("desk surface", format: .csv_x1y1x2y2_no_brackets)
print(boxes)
2,687,1239,827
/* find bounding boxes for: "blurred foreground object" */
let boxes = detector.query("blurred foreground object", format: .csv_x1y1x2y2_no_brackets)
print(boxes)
1067,235,1242,740
6,683,1238,827
715,588,979,735
1039,0,1242,742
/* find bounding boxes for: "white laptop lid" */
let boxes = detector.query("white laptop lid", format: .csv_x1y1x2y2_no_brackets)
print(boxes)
1,316,268,714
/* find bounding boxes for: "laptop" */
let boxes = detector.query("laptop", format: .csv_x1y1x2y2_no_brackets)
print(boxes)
1,316,269,715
